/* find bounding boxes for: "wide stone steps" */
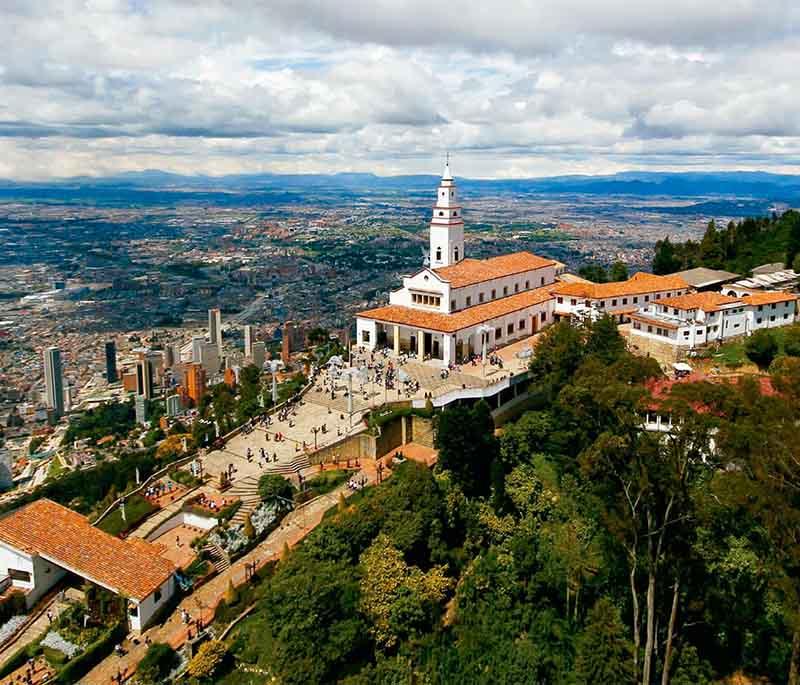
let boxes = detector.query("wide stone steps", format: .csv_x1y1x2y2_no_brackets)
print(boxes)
202,543,230,573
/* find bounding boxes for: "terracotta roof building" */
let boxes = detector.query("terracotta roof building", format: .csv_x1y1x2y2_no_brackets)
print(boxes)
0,499,176,631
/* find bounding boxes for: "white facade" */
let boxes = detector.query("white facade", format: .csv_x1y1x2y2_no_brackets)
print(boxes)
428,159,464,269
129,576,176,632
630,295,797,348
553,284,690,320
0,541,68,607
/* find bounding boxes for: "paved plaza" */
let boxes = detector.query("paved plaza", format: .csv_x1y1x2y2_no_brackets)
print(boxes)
196,340,537,487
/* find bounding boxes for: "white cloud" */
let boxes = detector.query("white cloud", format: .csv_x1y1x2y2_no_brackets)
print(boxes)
0,0,799,179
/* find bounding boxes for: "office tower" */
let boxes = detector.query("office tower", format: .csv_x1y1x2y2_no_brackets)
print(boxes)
191,336,205,363
163,345,174,369
208,308,222,352
43,347,64,417
135,395,147,425
199,342,220,374
243,325,253,359
251,341,266,369
105,340,118,383
186,363,207,406
135,357,154,399
166,394,182,417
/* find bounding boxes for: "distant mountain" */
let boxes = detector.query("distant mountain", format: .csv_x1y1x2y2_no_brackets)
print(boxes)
2,169,800,202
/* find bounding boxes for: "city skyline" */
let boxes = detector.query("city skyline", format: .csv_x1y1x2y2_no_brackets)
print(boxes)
1,1,799,180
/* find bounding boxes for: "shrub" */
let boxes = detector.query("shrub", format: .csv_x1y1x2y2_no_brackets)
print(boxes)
745,329,779,369
137,642,178,684
258,474,295,502
186,640,228,679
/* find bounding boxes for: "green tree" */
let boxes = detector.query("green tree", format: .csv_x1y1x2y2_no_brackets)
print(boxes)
528,320,586,398
585,315,627,365
783,326,800,357
435,400,498,497
578,264,608,283
609,260,629,282
137,643,178,684
653,236,682,274
745,329,779,369
573,598,634,685
699,220,725,269
258,473,295,502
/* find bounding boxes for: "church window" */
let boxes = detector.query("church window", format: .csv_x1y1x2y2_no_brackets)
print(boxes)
495,327,502,338
518,320,525,330
466,296,471,306
454,247,459,261
525,280,530,289
503,286,508,296
451,300,456,310
540,277,545,285
507,323,514,335
491,289,496,299
453,211,457,216
541,311,547,322
514,283,519,293
435,247,442,261
438,211,444,216
479,293,485,303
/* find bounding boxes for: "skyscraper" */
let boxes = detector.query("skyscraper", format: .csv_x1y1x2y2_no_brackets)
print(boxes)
105,340,118,383
251,341,266,369
191,336,205,363
43,347,64,417
135,357,154,399
186,363,207,406
199,342,220,374
243,324,253,359
209,308,222,352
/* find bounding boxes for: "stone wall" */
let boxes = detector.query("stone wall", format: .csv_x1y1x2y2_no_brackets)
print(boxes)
410,415,435,448
307,432,375,465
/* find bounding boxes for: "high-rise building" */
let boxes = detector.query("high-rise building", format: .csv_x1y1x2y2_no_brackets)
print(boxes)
191,336,205,363
251,341,266,369
243,325,253,359
186,363,206,406
163,345,175,369
166,394,182,417
135,357,154,399
199,342,220,374
135,395,147,425
208,308,222,352
105,340,118,383
43,347,64,417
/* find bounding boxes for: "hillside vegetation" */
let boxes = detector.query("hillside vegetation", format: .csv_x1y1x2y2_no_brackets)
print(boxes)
652,209,800,275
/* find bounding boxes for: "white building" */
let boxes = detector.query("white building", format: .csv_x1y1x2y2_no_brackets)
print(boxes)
356,164,559,366
0,499,176,631
629,291,798,348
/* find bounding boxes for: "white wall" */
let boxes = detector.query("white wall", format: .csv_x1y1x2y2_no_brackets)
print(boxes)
356,318,378,349
130,575,176,632
0,542,68,607
145,511,217,542
554,287,689,319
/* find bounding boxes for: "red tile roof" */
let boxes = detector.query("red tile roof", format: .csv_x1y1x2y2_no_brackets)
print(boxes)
739,291,799,306
552,272,689,299
358,285,554,333
658,292,742,312
0,499,175,601
433,251,555,288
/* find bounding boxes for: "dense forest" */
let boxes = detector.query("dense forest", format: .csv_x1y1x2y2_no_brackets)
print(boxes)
215,317,800,685
652,209,800,275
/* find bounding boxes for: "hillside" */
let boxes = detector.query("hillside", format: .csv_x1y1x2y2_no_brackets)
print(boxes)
652,209,800,275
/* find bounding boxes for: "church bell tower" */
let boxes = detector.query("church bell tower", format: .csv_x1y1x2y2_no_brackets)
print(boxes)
429,155,464,268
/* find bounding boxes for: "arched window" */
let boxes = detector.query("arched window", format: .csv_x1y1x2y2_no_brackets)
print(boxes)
453,211,457,216
438,211,444,216
436,247,442,261
454,247,459,261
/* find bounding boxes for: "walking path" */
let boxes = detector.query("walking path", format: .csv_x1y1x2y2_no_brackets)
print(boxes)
80,483,359,684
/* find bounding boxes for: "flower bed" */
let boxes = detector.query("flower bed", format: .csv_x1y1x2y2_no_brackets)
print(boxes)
41,631,81,659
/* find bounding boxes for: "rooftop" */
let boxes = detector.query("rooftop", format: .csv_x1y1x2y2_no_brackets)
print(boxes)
433,251,555,288
673,267,740,288
359,285,554,333
0,499,175,601
551,271,689,299
657,292,742,313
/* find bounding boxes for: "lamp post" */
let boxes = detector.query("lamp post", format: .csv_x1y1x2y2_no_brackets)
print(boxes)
477,324,492,378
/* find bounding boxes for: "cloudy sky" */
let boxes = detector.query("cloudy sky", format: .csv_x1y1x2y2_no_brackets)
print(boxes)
1,0,799,180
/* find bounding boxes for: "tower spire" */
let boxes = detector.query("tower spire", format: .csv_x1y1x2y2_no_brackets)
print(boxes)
443,151,452,180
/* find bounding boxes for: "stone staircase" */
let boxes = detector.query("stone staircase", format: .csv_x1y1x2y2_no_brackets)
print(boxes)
226,455,311,526
202,542,230,573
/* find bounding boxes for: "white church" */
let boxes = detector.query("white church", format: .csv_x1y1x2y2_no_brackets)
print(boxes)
356,161,564,366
